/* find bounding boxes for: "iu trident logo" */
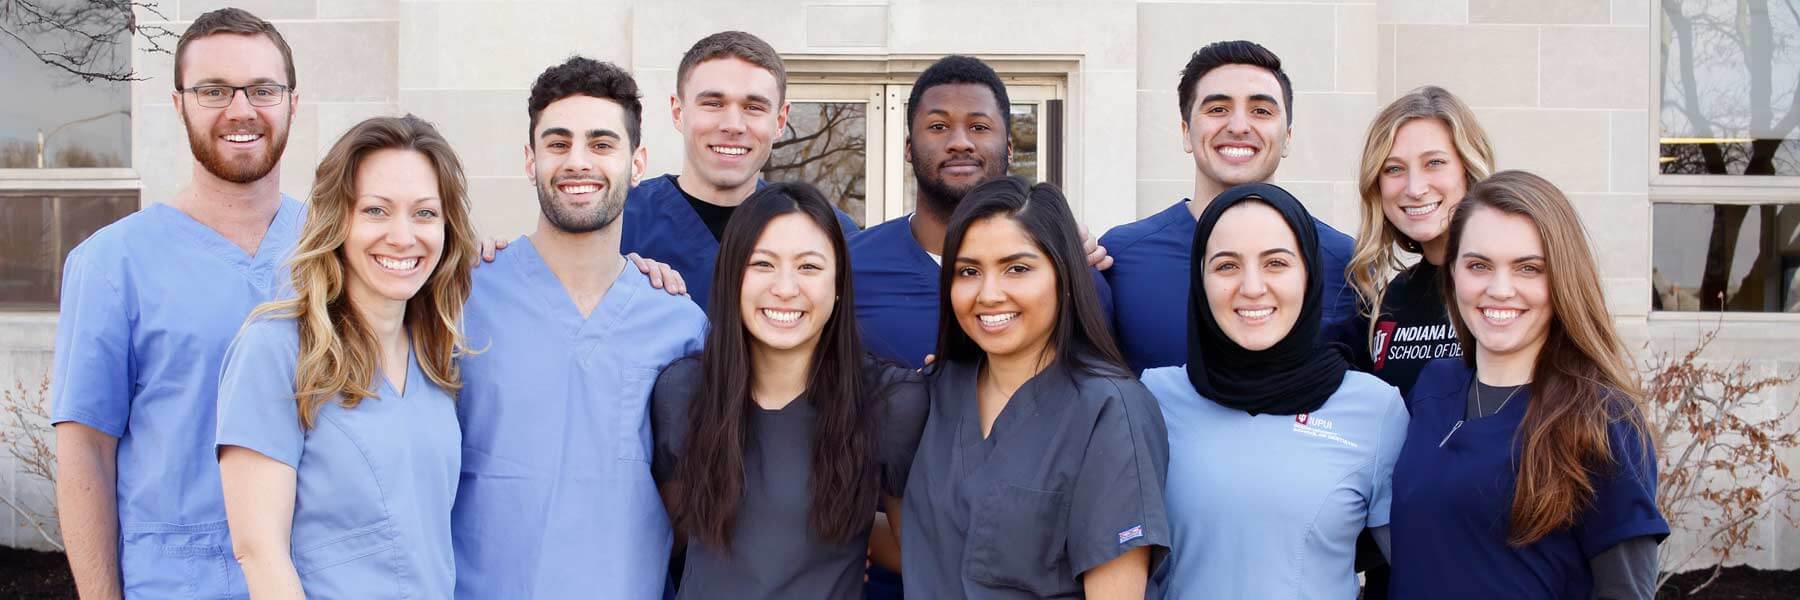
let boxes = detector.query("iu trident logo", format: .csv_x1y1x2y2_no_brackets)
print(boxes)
1295,413,1309,425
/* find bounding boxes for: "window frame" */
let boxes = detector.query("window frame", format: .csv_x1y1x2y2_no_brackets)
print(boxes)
783,53,1077,224
0,168,142,312
1646,0,1800,318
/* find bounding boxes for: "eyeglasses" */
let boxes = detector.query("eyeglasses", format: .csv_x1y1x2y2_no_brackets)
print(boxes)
178,84,291,108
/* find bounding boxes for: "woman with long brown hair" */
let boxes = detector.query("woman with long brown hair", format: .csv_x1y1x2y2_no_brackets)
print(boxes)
1389,171,1667,599
214,114,478,599
650,181,928,599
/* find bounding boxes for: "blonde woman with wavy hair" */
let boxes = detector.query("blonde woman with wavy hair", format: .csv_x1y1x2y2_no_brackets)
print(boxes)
214,114,477,599
1389,171,1666,599
1333,86,1496,398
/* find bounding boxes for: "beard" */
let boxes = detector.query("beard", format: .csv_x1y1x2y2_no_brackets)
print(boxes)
536,170,627,234
912,150,1008,212
183,112,288,184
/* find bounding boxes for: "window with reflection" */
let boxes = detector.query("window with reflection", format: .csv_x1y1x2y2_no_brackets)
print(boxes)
2,25,138,310
1652,203,1800,312
763,102,869,225
1658,0,1800,176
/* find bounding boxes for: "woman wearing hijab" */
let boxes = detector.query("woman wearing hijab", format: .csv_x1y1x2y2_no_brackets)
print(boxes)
1140,182,1409,599
1389,171,1666,599
902,176,1169,599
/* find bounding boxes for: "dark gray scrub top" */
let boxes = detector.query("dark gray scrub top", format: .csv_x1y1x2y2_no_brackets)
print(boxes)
901,358,1172,599
651,356,929,600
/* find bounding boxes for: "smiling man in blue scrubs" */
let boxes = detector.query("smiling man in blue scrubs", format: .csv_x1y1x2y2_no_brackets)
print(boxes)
851,55,1112,368
1101,40,1356,373
623,31,858,310
50,9,303,598
451,57,707,599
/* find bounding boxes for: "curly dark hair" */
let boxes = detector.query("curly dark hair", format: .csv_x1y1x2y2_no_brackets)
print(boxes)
906,55,1012,132
527,56,643,149
1177,40,1293,125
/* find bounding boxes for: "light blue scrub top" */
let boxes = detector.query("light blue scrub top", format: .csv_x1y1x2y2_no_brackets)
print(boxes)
215,317,460,599
1141,367,1408,600
51,196,304,598
451,236,707,599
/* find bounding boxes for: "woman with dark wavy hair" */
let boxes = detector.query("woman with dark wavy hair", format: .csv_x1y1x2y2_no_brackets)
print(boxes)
1390,171,1668,599
902,176,1169,599
215,114,478,599
651,181,927,600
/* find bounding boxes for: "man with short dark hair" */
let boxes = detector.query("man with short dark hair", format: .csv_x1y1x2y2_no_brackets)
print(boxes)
450,56,706,599
622,30,859,309
850,55,1112,369
50,8,303,598
1101,40,1357,373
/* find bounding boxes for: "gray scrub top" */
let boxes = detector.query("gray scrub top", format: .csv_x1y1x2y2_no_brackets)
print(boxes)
901,358,1171,599
651,356,929,600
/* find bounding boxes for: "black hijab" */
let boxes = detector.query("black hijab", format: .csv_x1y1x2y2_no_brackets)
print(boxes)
1185,183,1350,416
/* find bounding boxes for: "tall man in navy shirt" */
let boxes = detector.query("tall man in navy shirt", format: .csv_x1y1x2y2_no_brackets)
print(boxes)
1101,40,1357,372
622,31,858,309
850,55,1111,368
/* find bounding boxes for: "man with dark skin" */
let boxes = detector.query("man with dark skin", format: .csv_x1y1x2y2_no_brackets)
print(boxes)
850,55,1110,370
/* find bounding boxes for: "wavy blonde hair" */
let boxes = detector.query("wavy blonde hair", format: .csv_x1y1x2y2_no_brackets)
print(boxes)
254,114,477,429
1347,86,1494,341
1440,170,1651,545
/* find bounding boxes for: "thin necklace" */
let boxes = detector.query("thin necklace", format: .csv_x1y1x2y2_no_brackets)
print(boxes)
1439,380,1523,448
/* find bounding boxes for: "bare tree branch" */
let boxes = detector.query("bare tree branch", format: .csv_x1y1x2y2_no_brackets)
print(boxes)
1,0,175,82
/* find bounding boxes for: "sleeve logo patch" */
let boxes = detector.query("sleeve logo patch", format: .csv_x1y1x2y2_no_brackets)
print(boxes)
1117,524,1144,545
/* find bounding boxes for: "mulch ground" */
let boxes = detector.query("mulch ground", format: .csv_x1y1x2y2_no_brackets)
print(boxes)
1659,566,1800,599
0,547,75,599
3,545,1798,598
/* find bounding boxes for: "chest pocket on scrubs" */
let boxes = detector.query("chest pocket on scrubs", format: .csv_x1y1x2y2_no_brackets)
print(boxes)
617,367,661,462
967,483,1072,594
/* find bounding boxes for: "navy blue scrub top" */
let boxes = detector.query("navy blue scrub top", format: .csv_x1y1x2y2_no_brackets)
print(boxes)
849,215,1116,368
623,175,860,310
1101,199,1356,372
1389,360,1669,600
900,358,1171,599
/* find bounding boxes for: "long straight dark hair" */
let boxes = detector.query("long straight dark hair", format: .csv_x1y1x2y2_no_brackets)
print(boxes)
672,181,878,548
933,176,1128,378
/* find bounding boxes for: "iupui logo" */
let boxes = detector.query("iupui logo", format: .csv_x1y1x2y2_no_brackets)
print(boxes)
1371,320,1398,371
1295,413,1309,425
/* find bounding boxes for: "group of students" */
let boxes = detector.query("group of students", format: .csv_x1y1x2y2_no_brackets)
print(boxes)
45,6,1669,600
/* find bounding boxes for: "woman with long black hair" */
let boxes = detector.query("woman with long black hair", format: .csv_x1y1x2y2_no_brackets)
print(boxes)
650,181,927,600
901,176,1169,599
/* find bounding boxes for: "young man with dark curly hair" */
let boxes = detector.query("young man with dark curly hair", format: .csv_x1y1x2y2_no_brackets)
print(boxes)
449,56,706,599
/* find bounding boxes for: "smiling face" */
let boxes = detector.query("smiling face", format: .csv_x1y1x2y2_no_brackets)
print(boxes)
174,33,296,184
526,95,646,234
950,215,1058,363
907,83,1012,208
342,148,445,312
739,212,837,358
1201,201,1306,351
673,57,789,199
1182,64,1290,195
1379,118,1468,255
1451,205,1552,367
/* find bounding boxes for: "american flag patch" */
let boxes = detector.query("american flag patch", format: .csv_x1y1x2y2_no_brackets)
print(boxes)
1117,524,1144,545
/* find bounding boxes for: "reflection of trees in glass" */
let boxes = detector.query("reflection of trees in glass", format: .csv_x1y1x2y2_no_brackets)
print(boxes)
0,0,175,82
1009,106,1038,179
1658,0,1800,311
764,102,867,225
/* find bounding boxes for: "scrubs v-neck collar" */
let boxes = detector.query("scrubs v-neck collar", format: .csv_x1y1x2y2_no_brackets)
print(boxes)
507,235,644,354
952,358,1072,448
149,197,301,286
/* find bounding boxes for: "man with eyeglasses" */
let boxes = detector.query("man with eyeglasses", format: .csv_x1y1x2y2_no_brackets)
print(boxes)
51,8,303,598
